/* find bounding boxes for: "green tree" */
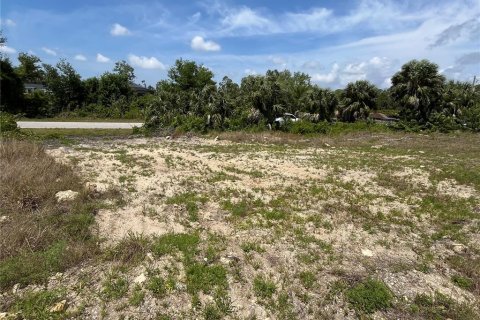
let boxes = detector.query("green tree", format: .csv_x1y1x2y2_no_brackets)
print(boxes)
390,59,445,123
167,59,215,91
43,59,84,113
15,53,45,83
301,86,338,121
113,60,135,82
340,80,378,122
97,72,132,108
0,58,24,114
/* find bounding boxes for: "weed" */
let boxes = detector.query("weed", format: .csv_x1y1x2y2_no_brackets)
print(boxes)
241,242,265,253
253,275,276,299
102,272,129,300
186,263,228,295
148,276,167,298
10,289,66,320
346,278,393,314
166,192,208,221
152,233,200,260
298,271,316,289
410,292,478,319
129,285,145,306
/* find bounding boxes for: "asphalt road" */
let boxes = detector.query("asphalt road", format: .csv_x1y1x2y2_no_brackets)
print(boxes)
17,121,143,129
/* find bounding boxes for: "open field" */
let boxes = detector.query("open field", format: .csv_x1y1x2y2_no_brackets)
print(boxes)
1,132,479,319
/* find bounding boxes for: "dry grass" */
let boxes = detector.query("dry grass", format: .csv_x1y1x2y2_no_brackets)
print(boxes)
0,139,98,289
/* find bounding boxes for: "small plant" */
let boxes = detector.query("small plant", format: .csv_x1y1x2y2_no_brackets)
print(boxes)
129,285,145,306
411,292,478,319
298,271,316,289
203,303,223,320
346,278,393,314
102,272,129,300
253,275,276,299
451,274,474,291
241,242,265,253
166,192,208,221
10,289,66,320
148,275,167,297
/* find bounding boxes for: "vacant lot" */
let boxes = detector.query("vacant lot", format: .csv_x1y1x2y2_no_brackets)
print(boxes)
1,132,479,319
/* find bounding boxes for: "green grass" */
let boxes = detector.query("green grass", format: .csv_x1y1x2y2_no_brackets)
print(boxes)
346,278,393,314
101,271,129,300
166,192,208,222
410,292,478,320
186,264,228,295
152,233,200,259
129,285,145,306
241,242,265,253
298,271,316,289
148,275,167,298
253,275,276,300
10,289,66,320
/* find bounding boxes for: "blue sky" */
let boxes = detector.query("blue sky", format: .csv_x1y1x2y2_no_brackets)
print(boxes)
1,0,479,88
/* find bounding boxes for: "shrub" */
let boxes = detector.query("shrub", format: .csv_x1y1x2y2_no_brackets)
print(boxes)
253,275,276,299
0,112,18,133
346,278,393,314
462,103,480,132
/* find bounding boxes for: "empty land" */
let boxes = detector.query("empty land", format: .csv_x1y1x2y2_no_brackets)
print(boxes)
1,132,479,319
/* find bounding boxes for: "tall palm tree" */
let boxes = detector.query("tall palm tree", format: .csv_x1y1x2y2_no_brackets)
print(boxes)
390,59,445,123
340,80,378,122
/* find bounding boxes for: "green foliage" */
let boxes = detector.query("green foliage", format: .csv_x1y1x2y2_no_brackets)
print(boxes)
129,285,145,306
253,275,276,299
102,271,129,300
152,233,200,258
0,58,24,114
345,278,393,314
391,59,445,124
186,263,228,294
15,52,44,82
0,112,18,132
10,289,66,320
451,274,474,290
462,102,480,131
410,292,478,319
148,275,167,297
298,271,316,289
340,80,379,122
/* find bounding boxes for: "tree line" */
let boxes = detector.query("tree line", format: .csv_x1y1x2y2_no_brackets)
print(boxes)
1,38,479,132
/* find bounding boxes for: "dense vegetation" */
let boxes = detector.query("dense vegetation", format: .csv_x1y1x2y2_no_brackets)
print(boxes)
1,34,479,133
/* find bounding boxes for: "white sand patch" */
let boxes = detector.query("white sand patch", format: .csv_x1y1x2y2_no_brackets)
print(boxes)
437,179,477,199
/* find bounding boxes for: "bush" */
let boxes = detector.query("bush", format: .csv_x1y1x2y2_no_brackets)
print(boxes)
346,278,393,314
0,112,18,133
462,103,480,132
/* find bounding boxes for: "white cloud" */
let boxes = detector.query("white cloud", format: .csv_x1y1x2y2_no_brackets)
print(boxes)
1,19,16,27
96,53,110,63
191,36,221,52
74,54,87,61
128,54,165,69
244,69,257,75
221,7,274,33
0,45,16,54
110,23,131,36
42,47,57,56
312,63,339,83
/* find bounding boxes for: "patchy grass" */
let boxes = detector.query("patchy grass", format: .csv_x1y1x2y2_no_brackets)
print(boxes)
410,292,478,320
9,289,66,320
346,278,393,314
253,275,276,300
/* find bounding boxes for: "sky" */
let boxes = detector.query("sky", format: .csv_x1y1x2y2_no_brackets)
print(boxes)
1,0,479,88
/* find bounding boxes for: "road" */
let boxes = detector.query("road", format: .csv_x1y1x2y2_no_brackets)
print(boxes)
17,121,143,129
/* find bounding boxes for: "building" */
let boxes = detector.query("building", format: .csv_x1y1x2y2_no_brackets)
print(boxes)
24,83,47,93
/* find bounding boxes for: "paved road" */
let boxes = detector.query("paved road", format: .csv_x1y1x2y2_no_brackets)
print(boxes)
17,121,143,129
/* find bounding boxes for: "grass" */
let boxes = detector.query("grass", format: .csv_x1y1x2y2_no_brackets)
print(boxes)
186,263,228,295
147,275,167,297
9,289,66,320
345,278,393,314
0,139,98,289
253,275,276,300
410,292,478,320
22,128,134,138
152,233,200,259
102,271,129,300
166,192,208,222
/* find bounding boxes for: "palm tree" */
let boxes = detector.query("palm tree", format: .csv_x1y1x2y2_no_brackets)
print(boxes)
340,80,378,122
390,59,445,123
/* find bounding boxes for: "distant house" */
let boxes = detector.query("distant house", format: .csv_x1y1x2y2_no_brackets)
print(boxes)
130,82,151,96
24,83,47,93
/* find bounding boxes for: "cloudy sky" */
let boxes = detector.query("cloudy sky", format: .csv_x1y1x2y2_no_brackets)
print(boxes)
1,0,479,88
